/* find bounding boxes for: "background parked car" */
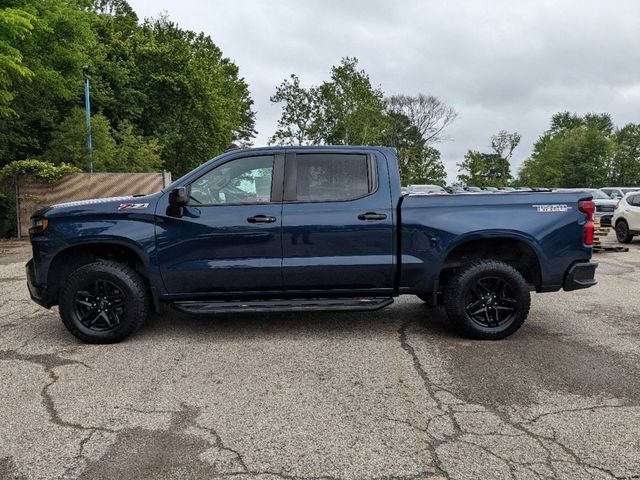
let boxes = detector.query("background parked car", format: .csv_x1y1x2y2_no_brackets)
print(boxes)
612,191,640,243
514,187,533,192
553,188,618,226
498,187,516,192
464,186,483,192
407,184,447,195
600,187,640,199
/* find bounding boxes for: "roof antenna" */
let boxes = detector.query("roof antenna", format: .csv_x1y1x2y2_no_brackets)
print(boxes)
225,143,241,152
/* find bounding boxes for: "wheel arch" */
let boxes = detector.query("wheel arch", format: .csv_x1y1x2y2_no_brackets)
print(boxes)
47,242,155,308
438,235,543,290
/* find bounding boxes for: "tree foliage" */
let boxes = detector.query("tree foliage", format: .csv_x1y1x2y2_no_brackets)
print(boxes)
270,58,454,186
270,57,388,146
457,130,519,186
0,0,256,177
0,6,35,117
0,159,80,183
517,112,625,187
385,94,458,144
42,107,162,172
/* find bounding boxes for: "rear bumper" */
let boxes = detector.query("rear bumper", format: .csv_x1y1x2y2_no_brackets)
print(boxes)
26,259,52,308
597,213,613,226
563,261,598,291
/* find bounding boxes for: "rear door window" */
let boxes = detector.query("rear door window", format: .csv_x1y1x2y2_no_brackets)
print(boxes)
292,153,374,202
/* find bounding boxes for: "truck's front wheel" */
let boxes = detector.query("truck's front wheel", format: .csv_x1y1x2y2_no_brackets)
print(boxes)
59,261,149,344
443,260,530,340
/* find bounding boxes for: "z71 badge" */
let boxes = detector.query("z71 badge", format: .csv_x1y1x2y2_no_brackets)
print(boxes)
118,203,149,211
532,204,572,213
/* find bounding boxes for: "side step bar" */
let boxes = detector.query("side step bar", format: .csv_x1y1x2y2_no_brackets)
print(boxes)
171,297,394,315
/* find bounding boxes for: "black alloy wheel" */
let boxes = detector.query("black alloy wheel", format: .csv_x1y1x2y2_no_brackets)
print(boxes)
59,261,149,343
616,221,633,243
443,260,530,340
73,279,125,331
464,276,519,328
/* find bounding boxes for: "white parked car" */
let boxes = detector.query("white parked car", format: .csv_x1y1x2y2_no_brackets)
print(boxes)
600,187,640,200
612,191,640,243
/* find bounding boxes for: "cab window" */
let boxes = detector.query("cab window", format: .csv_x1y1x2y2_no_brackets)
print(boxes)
189,155,274,205
294,153,373,202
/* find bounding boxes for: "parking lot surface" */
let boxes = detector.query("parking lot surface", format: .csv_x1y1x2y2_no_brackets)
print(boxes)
1,238,639,480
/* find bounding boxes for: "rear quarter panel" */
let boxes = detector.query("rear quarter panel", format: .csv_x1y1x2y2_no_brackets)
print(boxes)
399,192,592,293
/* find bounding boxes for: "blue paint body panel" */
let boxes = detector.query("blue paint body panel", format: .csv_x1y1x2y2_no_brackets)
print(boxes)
26,146,595,308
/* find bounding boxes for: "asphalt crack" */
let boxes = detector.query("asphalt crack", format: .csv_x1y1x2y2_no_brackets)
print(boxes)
395,319,627,480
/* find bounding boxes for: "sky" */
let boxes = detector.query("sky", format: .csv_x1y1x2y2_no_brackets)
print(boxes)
128,0,640,183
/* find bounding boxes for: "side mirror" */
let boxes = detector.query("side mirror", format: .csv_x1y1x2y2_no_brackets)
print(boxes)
167,187,189,218
169,187,189,207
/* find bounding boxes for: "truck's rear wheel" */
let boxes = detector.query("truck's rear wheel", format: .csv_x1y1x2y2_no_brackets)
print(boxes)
443,260,530,340
59,261,149,343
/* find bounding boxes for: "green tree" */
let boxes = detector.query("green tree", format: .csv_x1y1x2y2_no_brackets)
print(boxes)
269,74,322,145
43,108,116,171
406,146,446,186
111,120,163,172
0,0,256,178
457,151,510,187
0,6,35,117
318,57,388,145
42,107,162,172
0,0,95,164
270,57,388,146
385,94,456,186
458,130,519,186
131,16,255,175
518,112,613,187
609,123,640,186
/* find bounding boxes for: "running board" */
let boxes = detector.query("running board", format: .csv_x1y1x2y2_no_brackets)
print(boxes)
171,297,394,315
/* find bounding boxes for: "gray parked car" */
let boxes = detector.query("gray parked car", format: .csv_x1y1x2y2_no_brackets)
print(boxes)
407,184,447,195
554,188,617,225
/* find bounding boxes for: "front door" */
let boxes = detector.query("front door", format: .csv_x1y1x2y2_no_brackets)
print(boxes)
281,151,395,292
156,153,284,295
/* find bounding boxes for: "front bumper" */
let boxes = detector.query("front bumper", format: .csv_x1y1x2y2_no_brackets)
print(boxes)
563,261,598,291
26,259,52,308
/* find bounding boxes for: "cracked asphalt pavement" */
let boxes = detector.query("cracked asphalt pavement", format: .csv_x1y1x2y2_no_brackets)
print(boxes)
1,239,640,480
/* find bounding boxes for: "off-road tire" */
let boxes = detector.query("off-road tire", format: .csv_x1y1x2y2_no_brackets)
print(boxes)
59,261,149,343
443,260,530,340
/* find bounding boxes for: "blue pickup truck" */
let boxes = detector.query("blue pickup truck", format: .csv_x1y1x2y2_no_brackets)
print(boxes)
27,146,597,343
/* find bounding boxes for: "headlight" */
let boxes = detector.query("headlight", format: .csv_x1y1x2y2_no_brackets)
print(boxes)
31,218,49,232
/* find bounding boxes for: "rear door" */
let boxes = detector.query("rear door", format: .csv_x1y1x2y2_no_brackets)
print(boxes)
280,150,394,292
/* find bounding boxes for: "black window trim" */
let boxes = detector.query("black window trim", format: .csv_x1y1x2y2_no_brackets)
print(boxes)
282,151,379,204
185,152,285,207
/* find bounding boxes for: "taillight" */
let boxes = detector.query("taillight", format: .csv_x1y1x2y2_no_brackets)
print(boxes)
579,200,595,246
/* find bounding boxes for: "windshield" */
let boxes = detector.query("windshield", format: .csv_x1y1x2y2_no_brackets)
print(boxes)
592,190,610,199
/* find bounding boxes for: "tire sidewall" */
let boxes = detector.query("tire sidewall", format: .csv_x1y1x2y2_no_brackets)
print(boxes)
447,262,530,338
616,221,630,243
59,263,146,343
